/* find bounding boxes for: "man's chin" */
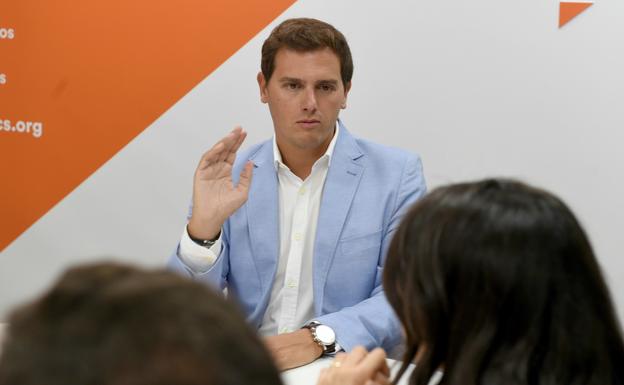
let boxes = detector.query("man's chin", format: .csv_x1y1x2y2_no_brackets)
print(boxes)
276,127,333,153
293,135,331,152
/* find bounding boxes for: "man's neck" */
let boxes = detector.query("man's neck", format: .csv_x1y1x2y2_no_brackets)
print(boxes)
279,144,328,180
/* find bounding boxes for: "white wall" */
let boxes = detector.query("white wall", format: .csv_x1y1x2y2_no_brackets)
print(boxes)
2,0,623,323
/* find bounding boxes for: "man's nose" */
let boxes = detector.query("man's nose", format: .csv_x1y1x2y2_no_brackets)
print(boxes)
302,88,317,112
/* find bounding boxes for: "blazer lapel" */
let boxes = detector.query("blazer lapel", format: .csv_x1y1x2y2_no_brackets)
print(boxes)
313,126,364,312
246,142,280,295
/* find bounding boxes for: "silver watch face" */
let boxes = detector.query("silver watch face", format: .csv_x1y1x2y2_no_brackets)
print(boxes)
315,324,336,345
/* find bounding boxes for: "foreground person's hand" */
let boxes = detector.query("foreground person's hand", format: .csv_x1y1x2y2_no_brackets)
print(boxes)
316,346,390,385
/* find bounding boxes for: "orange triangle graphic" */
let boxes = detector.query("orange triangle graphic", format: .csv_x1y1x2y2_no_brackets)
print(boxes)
0,0,296,251
559,1,593,28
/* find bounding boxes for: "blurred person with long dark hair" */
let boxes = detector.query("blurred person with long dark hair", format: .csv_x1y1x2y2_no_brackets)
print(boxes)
318,179,624,385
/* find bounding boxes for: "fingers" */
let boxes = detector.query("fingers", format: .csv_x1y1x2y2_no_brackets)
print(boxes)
364,372,391,385
237,161,254,192
197,141,225,171
328,354,346,370
230,127,247,155
374,371,392,385
358,348,388,379
333,352,347,364
369,348,389,376
343,345,368,366
198,127,245,170
322,348,390,385
217,126,245,163
224,130,247,166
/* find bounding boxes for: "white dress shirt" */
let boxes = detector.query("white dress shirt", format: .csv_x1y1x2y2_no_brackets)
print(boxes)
178,124,339,336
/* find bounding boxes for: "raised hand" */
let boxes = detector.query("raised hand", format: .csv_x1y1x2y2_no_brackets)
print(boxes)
188,126,254,240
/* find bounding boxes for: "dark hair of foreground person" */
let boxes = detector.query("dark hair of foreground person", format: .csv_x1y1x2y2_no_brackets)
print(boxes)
0,262,283,385
384,179,624,385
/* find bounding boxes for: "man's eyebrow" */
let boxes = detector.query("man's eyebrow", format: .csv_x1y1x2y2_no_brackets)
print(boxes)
277,77,339,85
316,79,339,85
278,77,302,83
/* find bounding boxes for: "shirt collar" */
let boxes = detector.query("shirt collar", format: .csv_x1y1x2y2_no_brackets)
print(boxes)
272,120,340,171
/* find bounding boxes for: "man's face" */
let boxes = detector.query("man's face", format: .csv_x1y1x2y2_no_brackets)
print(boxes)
258,48,350,155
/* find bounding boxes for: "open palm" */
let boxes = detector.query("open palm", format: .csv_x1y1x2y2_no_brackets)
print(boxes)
188,127,253,240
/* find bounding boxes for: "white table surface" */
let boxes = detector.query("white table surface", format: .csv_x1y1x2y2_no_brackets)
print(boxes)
282,356,415,385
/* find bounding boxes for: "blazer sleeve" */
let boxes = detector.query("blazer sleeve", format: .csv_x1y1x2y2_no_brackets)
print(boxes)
166,203,231,292
313,154,426,352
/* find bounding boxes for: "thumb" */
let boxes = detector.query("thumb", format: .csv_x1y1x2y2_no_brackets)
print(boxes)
237,161,254,191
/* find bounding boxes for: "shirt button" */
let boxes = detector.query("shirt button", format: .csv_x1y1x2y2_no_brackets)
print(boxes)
299,187,307,195
294,233,302,241
287,279,297,288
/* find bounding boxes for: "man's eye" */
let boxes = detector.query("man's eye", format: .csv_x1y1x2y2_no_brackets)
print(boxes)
286,83,299,89
319,84,335,92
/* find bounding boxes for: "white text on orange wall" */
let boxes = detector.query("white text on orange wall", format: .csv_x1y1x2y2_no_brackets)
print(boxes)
0,28,15,39
1,119,44,139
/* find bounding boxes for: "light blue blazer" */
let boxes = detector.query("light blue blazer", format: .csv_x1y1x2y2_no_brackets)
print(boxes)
168,122,426,352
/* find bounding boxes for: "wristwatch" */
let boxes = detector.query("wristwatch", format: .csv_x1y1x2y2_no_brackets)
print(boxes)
188,229,220,248
303,321,337,355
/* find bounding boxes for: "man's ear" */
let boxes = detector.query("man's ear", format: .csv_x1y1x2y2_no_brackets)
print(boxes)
341,81,352,109
257,72,269,103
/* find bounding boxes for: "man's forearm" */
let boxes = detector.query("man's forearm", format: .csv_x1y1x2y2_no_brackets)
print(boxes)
264,328,324,370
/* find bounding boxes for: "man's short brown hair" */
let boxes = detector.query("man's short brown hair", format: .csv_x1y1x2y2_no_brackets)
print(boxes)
261,18,353,87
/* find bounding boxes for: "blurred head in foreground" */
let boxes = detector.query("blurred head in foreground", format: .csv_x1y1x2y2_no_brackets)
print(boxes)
0,262,282,385
384,179,624,385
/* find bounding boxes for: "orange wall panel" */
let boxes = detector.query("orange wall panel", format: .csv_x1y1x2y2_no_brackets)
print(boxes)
0,1,295,251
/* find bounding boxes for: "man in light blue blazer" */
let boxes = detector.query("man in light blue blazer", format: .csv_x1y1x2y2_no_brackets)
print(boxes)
168,18,426,370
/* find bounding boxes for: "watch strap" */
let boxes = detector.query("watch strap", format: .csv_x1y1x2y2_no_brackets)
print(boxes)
188,230,220,248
